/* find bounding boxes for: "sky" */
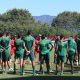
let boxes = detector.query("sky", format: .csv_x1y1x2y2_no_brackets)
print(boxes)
0,0,80,16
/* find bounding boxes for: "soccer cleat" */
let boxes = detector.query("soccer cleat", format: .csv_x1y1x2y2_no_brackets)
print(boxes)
2,70,7,74
33,70,36,76
9,68,14,71
71,70,74,75
13,70,16,74
42,70,44,75
54,71,58,75
60,71,63,76
76,60,78,66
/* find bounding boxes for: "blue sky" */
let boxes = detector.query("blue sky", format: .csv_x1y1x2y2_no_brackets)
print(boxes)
0,0,80,16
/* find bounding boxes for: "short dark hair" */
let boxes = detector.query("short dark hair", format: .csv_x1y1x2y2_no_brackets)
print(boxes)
0,32,2,37
60,34,64,40
27,30,32,35
41,34,45,39
17,33,22,39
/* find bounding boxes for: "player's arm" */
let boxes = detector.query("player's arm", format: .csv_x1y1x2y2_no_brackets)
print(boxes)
23,42,29,52
54,44,58,58
49,43,53,51
31,40,35,50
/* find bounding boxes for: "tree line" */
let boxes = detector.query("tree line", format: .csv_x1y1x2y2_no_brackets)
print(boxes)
0,9,79,37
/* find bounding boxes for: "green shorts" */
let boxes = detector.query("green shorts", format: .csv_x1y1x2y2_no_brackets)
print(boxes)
68,53,75,62
2,48,10,61
14,53,24,59
0,49,2,59
14,50,24,59
40,53,50,61
23,50,34,61
57,55,66,64
0,53,2,59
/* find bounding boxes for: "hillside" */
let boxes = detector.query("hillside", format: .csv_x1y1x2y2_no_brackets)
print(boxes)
33,15,56,26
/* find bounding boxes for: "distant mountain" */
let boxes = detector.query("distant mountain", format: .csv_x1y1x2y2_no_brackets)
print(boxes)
33,15,56,26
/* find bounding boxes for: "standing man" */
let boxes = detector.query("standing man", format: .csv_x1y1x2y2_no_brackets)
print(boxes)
14,34,25,75
0,32,11,74
23,30,36,75
68,36,77,74
38,34,53,75
75,35,80,65
55,35,67,75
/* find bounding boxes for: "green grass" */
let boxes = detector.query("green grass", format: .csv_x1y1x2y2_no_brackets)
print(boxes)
0,48,80,79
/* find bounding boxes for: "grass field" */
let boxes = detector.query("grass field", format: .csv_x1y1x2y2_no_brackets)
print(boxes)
0,48,80,79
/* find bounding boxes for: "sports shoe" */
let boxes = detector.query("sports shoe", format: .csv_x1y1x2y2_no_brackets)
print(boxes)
71,70,74,75
54,71,58,75
9,68,14,71
60,71,63,76
42,70,44,75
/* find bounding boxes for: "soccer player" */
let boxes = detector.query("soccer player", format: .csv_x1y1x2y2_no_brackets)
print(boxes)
0,32,3,68
13,34,25,75
55,35,67,75
23,30,36,76
38,34,53,75
0,32,11,74
68,36,77,74
54,36,60,64
75,35,80,64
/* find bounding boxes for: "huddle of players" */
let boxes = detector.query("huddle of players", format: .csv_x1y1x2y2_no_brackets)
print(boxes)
0,30,80,76
0,31,53,76
54,35,79,75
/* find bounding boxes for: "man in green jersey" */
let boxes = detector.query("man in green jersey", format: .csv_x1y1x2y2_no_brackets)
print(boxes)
55,35,67,75
68,36,77,74
0,32,11,74
0,32,3,68
38,34,53,75
14,34,25,75
75,35,80,64
23,31,36,76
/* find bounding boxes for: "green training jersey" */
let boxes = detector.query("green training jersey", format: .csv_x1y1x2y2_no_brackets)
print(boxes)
57,41,67,56
24,35,35,51
1,37,11,49
0,37,2,50
14,39,24,54
68,38,77,54
38,39,52,54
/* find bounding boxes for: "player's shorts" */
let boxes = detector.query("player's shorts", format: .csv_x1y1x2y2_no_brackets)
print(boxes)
40,53,50,61
23,50,34,61
77,48,80,54
0,49,2,59
0,53,1,59
68,52,75,62
57,55,66,64
14,49,24,59
2,48,10,61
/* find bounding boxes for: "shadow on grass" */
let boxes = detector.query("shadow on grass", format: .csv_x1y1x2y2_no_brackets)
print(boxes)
0,76,80,80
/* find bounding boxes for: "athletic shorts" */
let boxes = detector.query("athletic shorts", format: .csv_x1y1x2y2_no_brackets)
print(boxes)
23,50,34,61
40,53,50,61
57,55,66,64
2,48,10,61
14,50,24,59
68,53,75,62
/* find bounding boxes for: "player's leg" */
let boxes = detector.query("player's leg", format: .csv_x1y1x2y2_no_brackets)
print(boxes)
30,50,36,75
19,54,24,75
40,54,44,75
22,53,28,75
60,56,65,75
68,54,74,74
13,54,18,74
0,53,2,69
2,52,8,74
55,55,60,75
45,53,51,74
